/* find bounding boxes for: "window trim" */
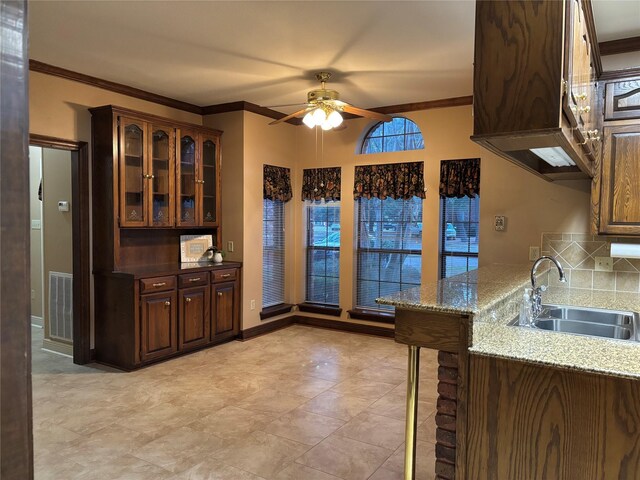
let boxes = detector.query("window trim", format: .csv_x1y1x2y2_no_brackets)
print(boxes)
359,117,424,155
439,195,480,279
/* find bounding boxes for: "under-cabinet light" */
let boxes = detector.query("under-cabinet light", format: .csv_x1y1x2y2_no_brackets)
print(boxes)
530,147,576,167
611,243,640,259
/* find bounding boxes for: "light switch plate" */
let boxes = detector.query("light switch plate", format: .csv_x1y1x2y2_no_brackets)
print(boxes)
31,219,41,229
227,241,234,252
529,246,540,261
250,299,256,310
595,256,613,272
494,215,506,231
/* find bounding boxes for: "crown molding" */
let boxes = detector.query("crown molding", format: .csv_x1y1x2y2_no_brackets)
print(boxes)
29,60,202,114
599,36,640,57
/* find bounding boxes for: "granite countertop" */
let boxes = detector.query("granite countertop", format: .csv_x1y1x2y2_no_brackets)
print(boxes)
377,263,640,380
104,261,243,278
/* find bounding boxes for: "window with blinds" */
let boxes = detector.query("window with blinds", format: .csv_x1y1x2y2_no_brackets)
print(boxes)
355,196,422,311
263,199,285,308
440,196,480,278
305,201,340,305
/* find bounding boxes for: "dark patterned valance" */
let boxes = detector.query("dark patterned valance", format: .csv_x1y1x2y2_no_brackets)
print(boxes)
353,161,425,200
264,164,292,202
301,167,341,202
439,158,481,198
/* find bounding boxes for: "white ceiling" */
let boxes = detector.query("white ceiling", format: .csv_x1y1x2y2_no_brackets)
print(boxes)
592,0,640,42
28,1,639,113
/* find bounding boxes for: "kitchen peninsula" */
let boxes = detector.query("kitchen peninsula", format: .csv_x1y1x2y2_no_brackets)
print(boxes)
378,263,640,480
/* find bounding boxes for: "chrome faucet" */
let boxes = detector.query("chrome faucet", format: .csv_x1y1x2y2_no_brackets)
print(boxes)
530,256,567,318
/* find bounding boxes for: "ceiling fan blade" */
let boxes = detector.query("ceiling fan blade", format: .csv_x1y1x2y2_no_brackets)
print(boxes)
342,105,392,122
263,102,308,108
269,107,311,125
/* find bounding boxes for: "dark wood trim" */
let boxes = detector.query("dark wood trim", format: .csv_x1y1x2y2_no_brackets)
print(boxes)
29,60,202,115
582,0,603,77
239,316,296,340
90,348,96,362
29,135,92,365
369,96,474,115
599,36,640,57
347,308,395,324
297,303,342,317
599,67,640,81
295,315,395,338
259,303,294,320
1,1,34,477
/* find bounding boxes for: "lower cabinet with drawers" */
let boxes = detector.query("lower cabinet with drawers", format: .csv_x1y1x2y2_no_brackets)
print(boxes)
94,263,241,370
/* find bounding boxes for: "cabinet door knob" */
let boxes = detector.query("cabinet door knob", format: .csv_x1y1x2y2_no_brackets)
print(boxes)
185,297,192,303
576,92,587,101
578,105,591,113
164,301,171,306
153,282,166,287
217,292,223,297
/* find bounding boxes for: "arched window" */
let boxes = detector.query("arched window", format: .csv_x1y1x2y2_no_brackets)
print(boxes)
360,117,424,154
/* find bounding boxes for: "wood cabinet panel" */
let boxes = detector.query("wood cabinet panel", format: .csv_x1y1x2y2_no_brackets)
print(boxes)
212,268,237,282
140,275,176,294
140,291,177,362
599,124,640,235
179,285,210,350
212,281,237,336
178,271,209,288
605,79,640,121
467,355,640,479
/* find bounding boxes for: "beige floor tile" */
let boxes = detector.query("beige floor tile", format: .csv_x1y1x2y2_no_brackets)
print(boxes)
191,406,276,440
272,463,341,479
264,408,345,445
296,434,393,480
116,402,201,438
174,458,266,479
417,412,437,444
369,440,435,480
335,412,406,450
133,426,226,473
73,454,175,480
234,388,309,415
211,430,310,478
299,391,375,421
268,374,336,398
366,389,435,423
301,361,361,382
356,365,408,385
330,377,396,401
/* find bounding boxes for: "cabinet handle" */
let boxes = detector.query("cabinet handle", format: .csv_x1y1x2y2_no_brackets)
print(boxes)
217,292,223,297
578,105,591,113
221,274,231,278
188,277,201,282
153,282,167,287
164,301,171,306
185,297,192,303
150,175,155,179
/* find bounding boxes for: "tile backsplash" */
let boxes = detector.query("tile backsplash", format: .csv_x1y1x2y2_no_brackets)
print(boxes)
541,233,640,293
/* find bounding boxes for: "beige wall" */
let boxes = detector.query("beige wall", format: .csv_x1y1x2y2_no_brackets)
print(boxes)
42,148,73,340
29,146,44,322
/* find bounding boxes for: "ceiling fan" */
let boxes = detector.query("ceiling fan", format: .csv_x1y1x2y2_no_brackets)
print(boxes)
268,72,392,129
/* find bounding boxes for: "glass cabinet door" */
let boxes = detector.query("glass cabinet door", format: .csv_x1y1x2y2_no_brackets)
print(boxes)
177,130,198,226
201,136,218,226
149,126,175,226
119,118,147,226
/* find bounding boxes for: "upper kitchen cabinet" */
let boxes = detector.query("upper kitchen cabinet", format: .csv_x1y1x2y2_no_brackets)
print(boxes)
472,0,602,180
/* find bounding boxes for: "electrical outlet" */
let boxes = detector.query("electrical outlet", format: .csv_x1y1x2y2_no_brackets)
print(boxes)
595,256,613,272
529,246,540,261
227,241,234,253
250,299,256,310
31,289,35,300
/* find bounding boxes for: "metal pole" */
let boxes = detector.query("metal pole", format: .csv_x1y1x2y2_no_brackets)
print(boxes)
404,345,420,480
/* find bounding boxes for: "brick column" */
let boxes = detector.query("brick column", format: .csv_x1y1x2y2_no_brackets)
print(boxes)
435,351,458,480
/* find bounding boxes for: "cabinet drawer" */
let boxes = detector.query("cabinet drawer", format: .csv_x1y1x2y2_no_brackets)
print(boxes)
178,271,209,288
212,269,237,283
140,275,176,293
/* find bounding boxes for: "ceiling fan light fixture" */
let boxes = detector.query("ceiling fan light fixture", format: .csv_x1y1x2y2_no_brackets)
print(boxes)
312,108,327,124
302,111,315,128
327,110,343,128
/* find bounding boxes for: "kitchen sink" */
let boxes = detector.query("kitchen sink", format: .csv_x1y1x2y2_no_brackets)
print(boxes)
510,304,639,341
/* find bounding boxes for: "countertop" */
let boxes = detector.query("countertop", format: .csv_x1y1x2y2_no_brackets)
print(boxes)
377,264,640,380
97,261,243,278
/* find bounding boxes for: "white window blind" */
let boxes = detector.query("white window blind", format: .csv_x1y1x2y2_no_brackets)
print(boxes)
305,201,340,305
263,199,285,308
440,196,480,278
355,196,422,311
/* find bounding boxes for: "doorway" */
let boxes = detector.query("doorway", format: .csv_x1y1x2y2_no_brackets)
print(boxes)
29,135,90,365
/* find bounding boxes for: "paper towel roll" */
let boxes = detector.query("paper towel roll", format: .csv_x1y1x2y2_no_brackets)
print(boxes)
611,243,640,259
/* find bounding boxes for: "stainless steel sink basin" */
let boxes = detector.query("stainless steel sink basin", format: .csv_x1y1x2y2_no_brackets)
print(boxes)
510,304,639,341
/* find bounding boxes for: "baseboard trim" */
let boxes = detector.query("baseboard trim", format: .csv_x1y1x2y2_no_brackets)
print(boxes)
42,338,73,357
239,316,296,340
294,315,395,338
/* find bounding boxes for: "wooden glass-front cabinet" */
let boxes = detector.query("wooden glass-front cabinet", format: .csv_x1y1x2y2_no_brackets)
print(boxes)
120,118,147,227
176,130,220,227
150,124,175,227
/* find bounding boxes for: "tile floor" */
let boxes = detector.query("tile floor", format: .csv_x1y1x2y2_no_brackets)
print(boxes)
33,325,439,480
